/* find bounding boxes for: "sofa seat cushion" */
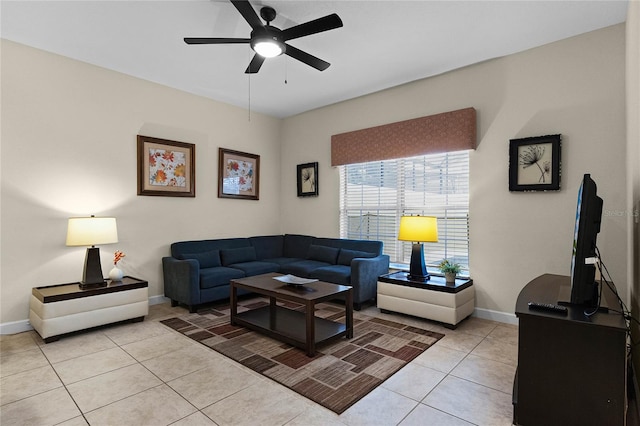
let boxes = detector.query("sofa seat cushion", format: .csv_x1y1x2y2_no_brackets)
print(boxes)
229,261,280,276
280,260,330,278
312,265,352,286
200,267,245,289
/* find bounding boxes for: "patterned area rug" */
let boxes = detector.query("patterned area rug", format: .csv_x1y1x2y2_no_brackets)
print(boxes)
160,298,444,414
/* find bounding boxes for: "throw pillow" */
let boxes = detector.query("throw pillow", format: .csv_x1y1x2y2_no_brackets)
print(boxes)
220,247,257,266
337,249,375,266
307,245,340,264
178,250,221,269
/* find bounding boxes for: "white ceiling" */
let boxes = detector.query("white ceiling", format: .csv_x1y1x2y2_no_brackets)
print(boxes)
1,1,628,118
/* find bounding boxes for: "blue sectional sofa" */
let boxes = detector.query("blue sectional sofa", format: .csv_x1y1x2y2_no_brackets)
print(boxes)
162,234,389,312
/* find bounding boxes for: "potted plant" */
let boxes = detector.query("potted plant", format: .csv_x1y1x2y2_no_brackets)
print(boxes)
439,260,461,283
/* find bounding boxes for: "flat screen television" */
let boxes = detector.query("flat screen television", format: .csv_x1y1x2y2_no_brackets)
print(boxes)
570,174,603,306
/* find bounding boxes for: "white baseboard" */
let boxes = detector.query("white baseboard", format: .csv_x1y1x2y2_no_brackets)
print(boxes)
0,319,33,336
1,295,172,336
149,295,170,306
473,307,519,325
2,297,518,335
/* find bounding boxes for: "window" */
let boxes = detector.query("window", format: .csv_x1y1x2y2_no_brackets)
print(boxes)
339,151,470,271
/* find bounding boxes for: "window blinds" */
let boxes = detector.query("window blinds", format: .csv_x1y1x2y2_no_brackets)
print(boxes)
339,151,470,270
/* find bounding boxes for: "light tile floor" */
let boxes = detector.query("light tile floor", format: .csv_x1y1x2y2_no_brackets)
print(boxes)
0,302,518,426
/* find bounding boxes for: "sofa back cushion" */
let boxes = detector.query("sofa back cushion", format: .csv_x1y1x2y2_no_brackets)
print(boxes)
249,235,284,260
312,237,383,256
307,244,340,264
171,238,250,258
337,249,376,266
283,234,314,258
221,247,257,266
178,250,221,268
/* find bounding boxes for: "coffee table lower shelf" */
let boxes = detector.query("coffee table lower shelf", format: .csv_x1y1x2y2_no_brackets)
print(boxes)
232,305,348,353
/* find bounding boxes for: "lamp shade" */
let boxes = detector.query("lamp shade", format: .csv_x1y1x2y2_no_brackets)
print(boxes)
66,217,118,247
398,216,438,243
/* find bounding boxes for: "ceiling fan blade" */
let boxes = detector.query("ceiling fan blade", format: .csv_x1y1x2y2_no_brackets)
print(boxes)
184,38,250,44
231,0,263,30
281,13,343,41
284,44,330,71
245,54,266,74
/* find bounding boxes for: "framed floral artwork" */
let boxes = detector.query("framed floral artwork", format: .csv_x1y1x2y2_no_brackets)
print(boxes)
137,135,195,197
218,148,260,200
297,162,318,197
509,134,561,192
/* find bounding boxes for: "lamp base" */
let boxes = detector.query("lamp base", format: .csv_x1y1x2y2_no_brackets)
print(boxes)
79,281,108,289
80,247,107,289
408,243,431,282
407,273,431,282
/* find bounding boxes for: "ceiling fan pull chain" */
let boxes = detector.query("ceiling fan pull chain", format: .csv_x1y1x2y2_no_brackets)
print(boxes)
284,55,288,85
247,64,251,122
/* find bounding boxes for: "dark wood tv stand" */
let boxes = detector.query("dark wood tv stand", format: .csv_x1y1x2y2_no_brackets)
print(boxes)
513,274,628,425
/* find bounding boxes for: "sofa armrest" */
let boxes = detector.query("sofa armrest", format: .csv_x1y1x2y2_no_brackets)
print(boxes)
350,255,390,302
162,257,201,306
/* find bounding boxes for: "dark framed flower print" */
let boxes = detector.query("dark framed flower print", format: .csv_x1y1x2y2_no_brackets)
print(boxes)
297,162,318,197
509,134,561,192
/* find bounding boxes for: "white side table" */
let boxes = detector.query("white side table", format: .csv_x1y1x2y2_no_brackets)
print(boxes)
30,276,149,342
377,271,474,328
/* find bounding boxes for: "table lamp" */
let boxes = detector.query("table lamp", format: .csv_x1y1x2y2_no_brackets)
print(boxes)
66,216,118,289
398,215,438,281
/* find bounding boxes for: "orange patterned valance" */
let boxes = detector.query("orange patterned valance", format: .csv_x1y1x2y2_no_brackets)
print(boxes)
331,107,476,166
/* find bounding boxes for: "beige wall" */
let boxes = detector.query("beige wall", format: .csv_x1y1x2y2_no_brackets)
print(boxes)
1,40,282,326
281,24,628,319
0,22,630,329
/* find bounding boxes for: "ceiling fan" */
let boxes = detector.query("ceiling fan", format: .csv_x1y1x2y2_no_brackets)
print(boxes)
184,0,343,74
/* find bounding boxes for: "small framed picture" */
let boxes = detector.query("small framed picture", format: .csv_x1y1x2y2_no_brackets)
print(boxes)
509,134,561,192
137,135,195,197
297,162,319,197
218,148,260,200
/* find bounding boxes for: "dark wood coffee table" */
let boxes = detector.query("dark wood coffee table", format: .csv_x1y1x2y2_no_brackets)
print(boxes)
230,273,353,356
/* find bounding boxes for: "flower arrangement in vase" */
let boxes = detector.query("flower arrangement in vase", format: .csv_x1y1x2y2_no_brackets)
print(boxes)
438,259,461,283
109,250,126,281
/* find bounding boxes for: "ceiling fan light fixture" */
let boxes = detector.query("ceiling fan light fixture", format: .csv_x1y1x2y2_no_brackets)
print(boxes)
185,1,342,73
252,38,284,58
